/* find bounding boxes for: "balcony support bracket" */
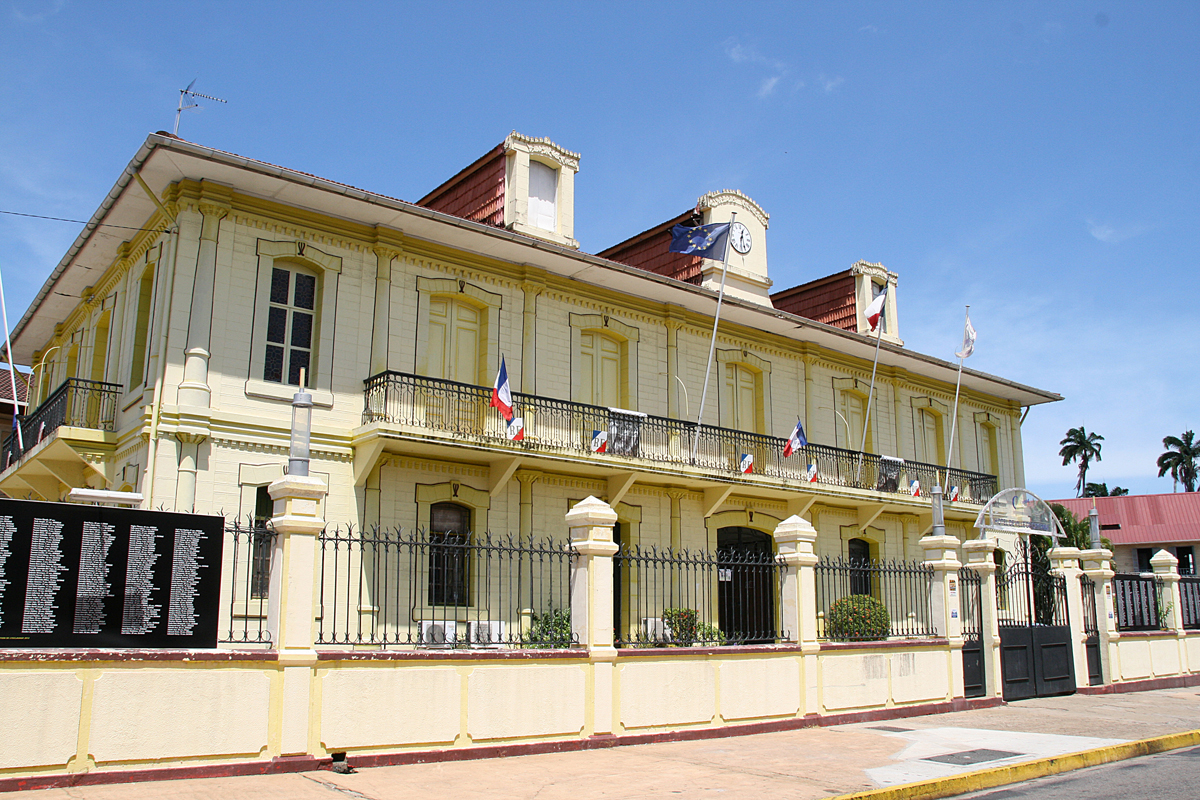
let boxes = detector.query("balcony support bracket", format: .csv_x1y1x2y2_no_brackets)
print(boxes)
787,494,818,520
606,472,637,507
352,439,387,487
703,485,734,518
857,503,887,532
489,456,523,497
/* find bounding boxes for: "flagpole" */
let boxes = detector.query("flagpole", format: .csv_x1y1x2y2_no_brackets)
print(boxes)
0,264,25,452
691,212,735,463
944,305,969,489
855,299,885,485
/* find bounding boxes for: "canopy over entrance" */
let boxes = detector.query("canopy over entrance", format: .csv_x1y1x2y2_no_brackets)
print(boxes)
974,487,1066,543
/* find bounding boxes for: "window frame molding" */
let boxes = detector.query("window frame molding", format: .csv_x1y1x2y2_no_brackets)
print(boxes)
246,240,341,407
414,276,502,386
910,396,949,466
569,313,640,411
415,482,491,613
716,349,772,434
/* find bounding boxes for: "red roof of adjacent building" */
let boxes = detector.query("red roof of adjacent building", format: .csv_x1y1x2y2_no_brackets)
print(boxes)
1052,493,1200,545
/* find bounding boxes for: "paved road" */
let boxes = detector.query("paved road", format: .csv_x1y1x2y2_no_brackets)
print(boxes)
951,745,1200,799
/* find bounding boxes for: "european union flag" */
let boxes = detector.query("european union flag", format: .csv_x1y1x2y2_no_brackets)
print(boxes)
668,222,730,259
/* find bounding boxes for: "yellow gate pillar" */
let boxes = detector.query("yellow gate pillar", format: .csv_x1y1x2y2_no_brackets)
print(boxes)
566,496,618,736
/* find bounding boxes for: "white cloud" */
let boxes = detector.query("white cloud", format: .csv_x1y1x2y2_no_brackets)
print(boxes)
757,76,782,98
819,73,844,93
10,0,63,23
1086,219,1152,244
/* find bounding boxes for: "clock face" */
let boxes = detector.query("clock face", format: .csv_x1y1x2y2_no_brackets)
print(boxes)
730,222,752,254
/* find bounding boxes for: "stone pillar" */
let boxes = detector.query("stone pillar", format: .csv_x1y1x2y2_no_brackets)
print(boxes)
1081,548,1116,684
266,473,327,757
516,470,542,542
521,279,544,394
178,201,228,409
566,496,619,736
174,433,205,512
962,538,1001,697
1150,549,1184,633
773,515,820,645
921,534,964,697
368,245,396,378
665,488,686,605
1049,546,1088,689
665,317,683,419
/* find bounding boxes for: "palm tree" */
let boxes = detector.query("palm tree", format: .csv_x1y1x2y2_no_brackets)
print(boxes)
1059,426,1104,497
1157,431,1199,492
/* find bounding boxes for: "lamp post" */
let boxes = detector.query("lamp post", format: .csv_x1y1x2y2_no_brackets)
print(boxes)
288,370,313,478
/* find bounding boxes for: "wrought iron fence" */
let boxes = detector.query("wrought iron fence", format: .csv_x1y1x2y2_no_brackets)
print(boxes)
996,545,1069,628
3,378,122,468
1080,573,1100,637
959,567,983,639
815,556,937,641
220,522,275,645
314,527,577,649
1181,576,1200,630
361,371,997,501
1112,573,1166,631
612,544,787,646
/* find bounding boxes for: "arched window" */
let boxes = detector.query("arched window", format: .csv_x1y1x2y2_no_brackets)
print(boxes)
717,526,776,643
528,161,558,232
264,264,318,386
579,329,622,408
848,537,873,596
427,295,485,385
429,502,471,606
129,262,155,389
844,391,873,453
916,408,945,465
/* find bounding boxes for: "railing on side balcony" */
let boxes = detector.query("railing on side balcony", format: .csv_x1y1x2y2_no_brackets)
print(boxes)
313,527,577,649
1179,576,1199,630
1112,573,1166,632
362,372,998,501
612,544,787,647
815,556,937,641
2,378,122,468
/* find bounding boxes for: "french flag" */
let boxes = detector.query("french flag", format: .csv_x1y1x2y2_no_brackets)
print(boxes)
490,356,513,422
782,419,808,458
740,453,754,474
806,463,819,482
865,286,887,332
506,417,525,441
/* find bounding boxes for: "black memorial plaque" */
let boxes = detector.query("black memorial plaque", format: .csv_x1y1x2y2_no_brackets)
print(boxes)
0,498,224,648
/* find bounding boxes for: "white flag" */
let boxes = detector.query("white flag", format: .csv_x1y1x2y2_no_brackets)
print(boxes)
956,313,976,359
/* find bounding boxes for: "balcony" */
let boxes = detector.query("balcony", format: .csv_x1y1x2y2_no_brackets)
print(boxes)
0,378,122,498
359,372,997,504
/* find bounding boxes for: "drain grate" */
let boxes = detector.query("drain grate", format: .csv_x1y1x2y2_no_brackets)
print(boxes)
869,725,913,733
923,748,1024,766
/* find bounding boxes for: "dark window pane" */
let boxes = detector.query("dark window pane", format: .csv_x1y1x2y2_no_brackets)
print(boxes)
270,268,290,305
291,311,312,349
267,307,287,344
288,349,310,387
250,531,272,598
429,503,470,606
293,273,316,310
264,345,284,383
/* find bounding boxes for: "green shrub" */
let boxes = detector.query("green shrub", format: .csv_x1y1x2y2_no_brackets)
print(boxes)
523,607,573,648
663,608,723,646
826,594,890,641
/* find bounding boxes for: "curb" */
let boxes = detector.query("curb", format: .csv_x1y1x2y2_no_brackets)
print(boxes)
829,729,1200,800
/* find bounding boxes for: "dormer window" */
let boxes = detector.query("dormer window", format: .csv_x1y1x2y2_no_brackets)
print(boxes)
529,161,558,232
871,281,887,334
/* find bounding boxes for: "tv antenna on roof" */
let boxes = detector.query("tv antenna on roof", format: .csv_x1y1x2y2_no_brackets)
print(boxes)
173,79,227,136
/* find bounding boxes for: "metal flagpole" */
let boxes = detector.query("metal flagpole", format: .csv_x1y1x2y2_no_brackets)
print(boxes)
944,305,970,489
0,264,25,452
691,212,735,463
855,296,886,485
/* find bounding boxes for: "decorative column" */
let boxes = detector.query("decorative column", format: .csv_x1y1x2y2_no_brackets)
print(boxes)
665,316,683,419
174,432,205,511
566,496,618,736
368,244,397,378
178,200,228,409
920,525,964,698
521,278,544,394
773,514,820,715
963,538,1001,697
266,472,327,757
1049,546,1087,689
1080,547,1117,685
516,470,542,542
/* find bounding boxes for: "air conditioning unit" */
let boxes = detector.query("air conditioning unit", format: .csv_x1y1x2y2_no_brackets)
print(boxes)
418,620,457,647
468,620,507,647
641,617,671,644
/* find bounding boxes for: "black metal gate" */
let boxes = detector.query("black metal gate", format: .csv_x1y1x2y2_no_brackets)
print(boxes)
996,540,1076,700
1080,573,1103,685
959,566,986,698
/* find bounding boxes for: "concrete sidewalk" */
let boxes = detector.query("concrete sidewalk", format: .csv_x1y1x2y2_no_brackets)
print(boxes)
17,687,1200,800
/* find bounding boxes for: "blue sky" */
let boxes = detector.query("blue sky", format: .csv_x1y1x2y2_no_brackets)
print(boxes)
1,1,1197,500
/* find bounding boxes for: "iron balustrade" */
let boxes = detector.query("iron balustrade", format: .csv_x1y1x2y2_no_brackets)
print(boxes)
220,522,276,645
959,567,984,639
314,527,577,649
995,542,1070,628
2,378,122,468
612,544,787,647
1181,576,1200,630
1080,573,1100,638
361,371,997,501
815,556,937,641
1112,573,1165,631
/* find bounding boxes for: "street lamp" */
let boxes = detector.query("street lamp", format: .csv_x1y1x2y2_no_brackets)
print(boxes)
288,369,313,478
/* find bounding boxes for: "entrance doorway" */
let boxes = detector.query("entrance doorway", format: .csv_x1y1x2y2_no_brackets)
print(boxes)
996,538,1076,700
717,527,777,643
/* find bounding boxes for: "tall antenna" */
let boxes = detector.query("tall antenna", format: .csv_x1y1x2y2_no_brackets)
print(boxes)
174,79,227,136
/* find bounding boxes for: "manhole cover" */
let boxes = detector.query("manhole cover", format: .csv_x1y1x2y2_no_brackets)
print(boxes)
923,748,1023,766
869,726,913,733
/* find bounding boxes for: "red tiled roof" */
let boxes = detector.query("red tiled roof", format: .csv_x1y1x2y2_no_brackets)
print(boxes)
598,210,706,284
1051,493,1200,545
417,143,506,228
0,370,29,406
771,270,857,331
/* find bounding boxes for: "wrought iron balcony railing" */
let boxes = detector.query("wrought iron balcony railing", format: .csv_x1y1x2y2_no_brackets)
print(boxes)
363,371,997,502
2,378,123,469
